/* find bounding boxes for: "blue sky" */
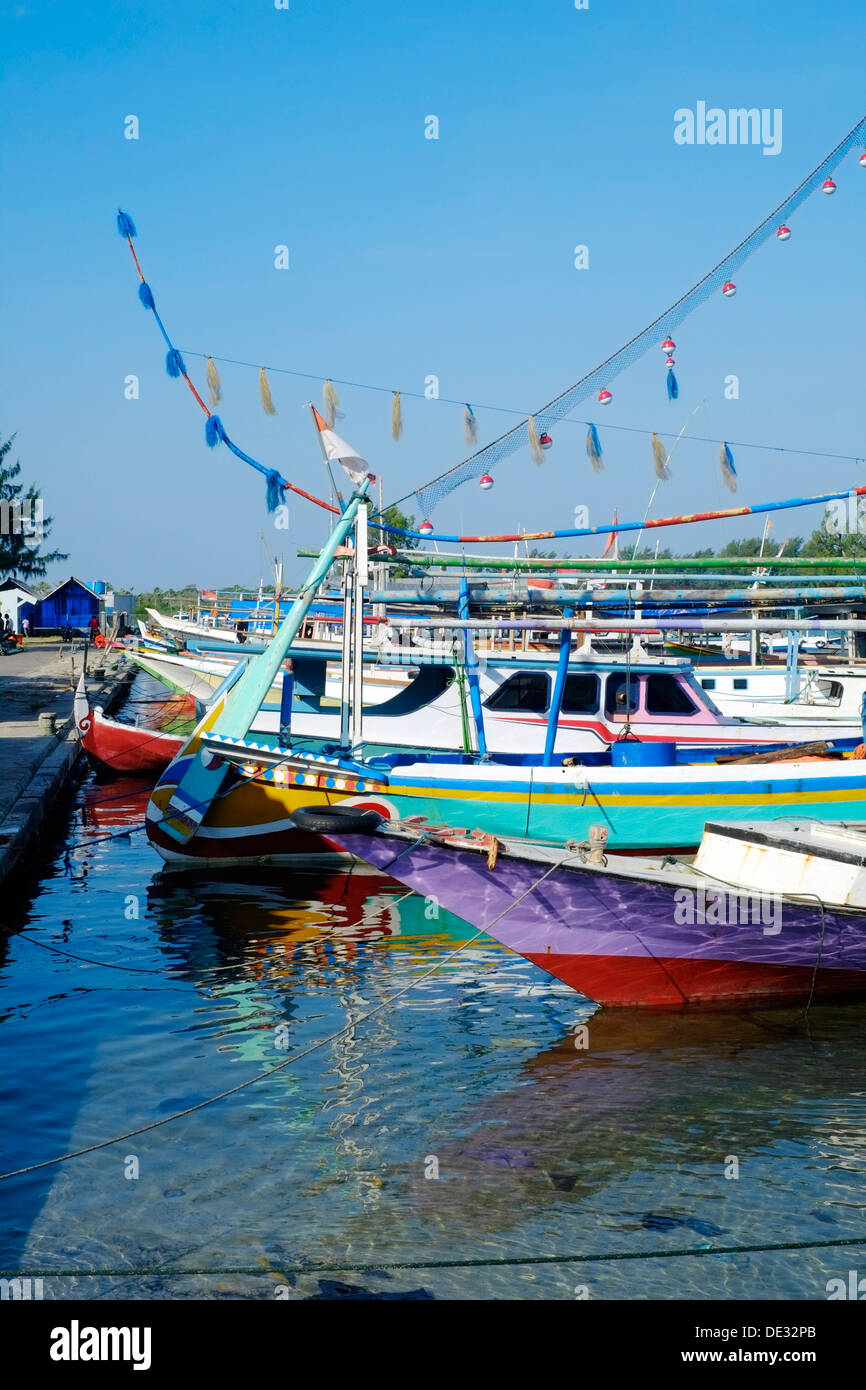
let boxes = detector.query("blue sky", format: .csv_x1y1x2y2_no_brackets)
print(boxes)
2,0,864,589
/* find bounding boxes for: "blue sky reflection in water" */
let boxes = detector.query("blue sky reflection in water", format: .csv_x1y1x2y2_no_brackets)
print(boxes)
0,766,865,1301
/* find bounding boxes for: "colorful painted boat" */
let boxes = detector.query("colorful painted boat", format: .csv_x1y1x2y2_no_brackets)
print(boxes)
147,726,866,865
143,474,866,869
130,645,865,760
306,816,866,1008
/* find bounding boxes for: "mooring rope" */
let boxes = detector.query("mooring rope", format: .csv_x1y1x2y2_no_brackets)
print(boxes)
692,863,833,1019
0,854,571,1181
4,1233,866,1280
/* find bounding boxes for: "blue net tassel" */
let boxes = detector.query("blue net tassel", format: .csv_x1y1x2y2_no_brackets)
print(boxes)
720,442,737,491
116,209,137,239
138,282,155,310
666,367,679,400
205,415,225,448
586,422,603,470
166,348,186,378
266,470,285,512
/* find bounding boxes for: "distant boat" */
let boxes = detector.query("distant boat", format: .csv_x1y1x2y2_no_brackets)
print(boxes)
305,815,866,1009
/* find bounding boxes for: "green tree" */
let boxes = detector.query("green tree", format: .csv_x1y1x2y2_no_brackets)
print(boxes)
801,525,866,560
0,434,67,579
367,504,420,578
370,504,420,549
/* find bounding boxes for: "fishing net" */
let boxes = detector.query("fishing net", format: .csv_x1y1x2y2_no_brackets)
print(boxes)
397,118,866,520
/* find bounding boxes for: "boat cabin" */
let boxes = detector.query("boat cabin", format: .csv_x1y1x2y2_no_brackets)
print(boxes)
483,664,721,725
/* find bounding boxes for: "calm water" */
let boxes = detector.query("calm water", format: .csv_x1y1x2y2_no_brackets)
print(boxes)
1,683,865,1300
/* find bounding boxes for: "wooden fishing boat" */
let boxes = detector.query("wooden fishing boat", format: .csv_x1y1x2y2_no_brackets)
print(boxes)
129,645,865,760
697,663,866,723
300,814,866,1008
74,676,186,776
142,470,866,870
146,727,866,866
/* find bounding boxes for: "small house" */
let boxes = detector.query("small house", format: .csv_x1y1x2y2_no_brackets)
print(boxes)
34,577,102,633
0,577,38,633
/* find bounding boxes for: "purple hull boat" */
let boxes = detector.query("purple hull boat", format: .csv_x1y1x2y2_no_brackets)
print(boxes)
310,817,866,1009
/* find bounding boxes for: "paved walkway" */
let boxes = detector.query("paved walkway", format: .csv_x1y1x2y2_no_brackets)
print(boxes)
0,640,131,881
0,641,92,819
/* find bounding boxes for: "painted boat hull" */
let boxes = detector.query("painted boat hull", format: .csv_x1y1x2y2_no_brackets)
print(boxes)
146,739,866,868
74,677,188,776
146,751,355,867
325,831,866,1008
80,711,184,776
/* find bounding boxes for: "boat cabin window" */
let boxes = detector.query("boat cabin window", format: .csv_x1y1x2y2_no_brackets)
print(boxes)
700,678,716,691
561,673,600,714
604,674,640,719
645,673,699,716
733,678,748,690
485,671,550,713
815,679,844,703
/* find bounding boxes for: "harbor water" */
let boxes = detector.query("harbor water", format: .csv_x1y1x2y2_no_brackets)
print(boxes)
1,688,864,1301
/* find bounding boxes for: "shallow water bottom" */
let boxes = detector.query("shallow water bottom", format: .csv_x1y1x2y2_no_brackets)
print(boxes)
1,739,864,1300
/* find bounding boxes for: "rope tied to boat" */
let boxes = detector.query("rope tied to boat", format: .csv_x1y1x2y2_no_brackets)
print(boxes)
0,850,578,1182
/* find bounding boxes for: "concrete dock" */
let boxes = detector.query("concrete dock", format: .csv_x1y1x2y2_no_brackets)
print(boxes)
0,640,134,885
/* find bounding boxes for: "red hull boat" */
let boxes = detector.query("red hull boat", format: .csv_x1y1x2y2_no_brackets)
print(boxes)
74,676,185,777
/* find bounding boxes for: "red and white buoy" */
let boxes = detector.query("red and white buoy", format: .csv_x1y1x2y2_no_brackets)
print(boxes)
776,225,791,241
419,520,434,536
479,473,494,490
661,337,676,353
598,388,613,405
860,152,866,168
722,281,737,298
665,355,675,367
538,432,553,451
822,177,836,194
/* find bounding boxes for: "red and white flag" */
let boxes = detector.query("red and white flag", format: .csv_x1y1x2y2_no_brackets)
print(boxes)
602,510,619,560
312,406,369,487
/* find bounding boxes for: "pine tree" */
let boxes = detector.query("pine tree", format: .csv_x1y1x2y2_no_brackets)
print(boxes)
0,434,67,579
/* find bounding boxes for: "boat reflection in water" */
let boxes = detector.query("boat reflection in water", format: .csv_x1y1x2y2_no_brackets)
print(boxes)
401,1004,866,1211
144,864,864,1296
144,862,506,993
42,794,863,1298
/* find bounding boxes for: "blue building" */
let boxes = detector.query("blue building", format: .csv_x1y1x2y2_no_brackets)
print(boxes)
35,576,101,633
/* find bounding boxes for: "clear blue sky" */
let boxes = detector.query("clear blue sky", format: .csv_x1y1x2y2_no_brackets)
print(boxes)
2,0,864,590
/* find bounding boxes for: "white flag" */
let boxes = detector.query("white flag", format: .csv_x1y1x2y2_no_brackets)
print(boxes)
312,407,369,486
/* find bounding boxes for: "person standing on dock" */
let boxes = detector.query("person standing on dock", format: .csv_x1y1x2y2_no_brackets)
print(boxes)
88,614,100,641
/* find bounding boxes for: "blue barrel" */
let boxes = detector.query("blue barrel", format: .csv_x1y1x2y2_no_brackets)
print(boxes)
90,580,107,595
611,740,677,768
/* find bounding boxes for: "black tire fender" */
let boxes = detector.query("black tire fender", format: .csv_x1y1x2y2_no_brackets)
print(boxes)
291,803,383,834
